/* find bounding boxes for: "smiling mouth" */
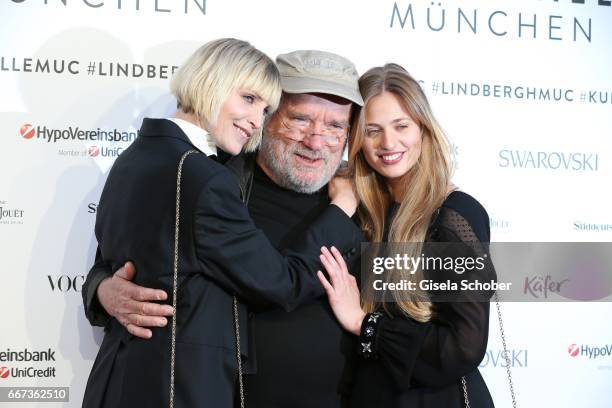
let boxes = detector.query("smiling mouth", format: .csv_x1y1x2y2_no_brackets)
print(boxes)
379,152,404,164
294,153,323,167
235,125,251,139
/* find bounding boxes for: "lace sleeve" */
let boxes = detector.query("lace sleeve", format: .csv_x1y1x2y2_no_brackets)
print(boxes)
357,194,494,391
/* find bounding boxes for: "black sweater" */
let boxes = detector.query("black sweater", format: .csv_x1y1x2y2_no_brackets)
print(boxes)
244,164,360,408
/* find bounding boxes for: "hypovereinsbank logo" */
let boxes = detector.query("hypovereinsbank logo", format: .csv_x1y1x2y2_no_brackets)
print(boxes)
19,124,36,139
0,367,9,378
0,348,59,380
0,348,56,362
568,343,612,360
19,123,136,144
88,146,100,157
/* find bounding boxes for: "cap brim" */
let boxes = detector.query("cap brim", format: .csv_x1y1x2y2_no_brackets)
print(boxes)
280,76,364,106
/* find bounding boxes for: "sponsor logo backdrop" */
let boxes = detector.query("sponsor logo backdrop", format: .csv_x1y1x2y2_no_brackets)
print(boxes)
1,0,611,406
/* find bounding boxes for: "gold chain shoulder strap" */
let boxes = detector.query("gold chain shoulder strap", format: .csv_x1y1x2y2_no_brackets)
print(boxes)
461,292,517,408
169,150,245,408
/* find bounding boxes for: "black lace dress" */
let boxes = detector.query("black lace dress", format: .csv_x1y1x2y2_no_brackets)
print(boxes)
346,191,496,408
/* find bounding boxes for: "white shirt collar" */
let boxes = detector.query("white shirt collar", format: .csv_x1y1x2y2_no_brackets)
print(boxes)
168,118,217,157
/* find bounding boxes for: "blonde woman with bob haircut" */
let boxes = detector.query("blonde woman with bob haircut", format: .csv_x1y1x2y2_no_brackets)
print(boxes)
317,63,496,407
170,37,280,153
82,38,360,408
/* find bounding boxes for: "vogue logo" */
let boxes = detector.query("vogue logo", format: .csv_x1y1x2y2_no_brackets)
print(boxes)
47,275,85,292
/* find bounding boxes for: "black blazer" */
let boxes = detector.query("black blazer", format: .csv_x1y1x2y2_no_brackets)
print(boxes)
81,118,362,408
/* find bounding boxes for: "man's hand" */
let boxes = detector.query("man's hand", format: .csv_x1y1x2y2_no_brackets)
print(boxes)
96,261,174,339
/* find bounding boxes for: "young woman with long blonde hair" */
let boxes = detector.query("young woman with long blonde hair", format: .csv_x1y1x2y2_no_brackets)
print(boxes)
318,63,495,407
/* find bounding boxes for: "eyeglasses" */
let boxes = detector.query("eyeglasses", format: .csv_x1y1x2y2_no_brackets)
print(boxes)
281,115,349,147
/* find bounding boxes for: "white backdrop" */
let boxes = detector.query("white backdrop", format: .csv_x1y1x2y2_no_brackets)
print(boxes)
1,0,611,406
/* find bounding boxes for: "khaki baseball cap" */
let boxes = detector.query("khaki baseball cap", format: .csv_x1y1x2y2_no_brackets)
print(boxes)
276,50,364,106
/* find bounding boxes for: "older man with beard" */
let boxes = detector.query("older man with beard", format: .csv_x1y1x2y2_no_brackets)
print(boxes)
82,50,364,407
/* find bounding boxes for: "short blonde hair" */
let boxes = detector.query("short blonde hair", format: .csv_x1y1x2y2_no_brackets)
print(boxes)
170,38,281,151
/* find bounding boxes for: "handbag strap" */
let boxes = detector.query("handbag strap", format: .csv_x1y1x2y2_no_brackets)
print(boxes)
461,292,517,408
169,149,246,408
234,296,245,408
492,292,517,408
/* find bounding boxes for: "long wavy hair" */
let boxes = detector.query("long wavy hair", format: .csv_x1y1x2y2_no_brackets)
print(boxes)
349,63,453,322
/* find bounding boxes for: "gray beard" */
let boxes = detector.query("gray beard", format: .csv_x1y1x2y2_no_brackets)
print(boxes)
258,136,341,194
